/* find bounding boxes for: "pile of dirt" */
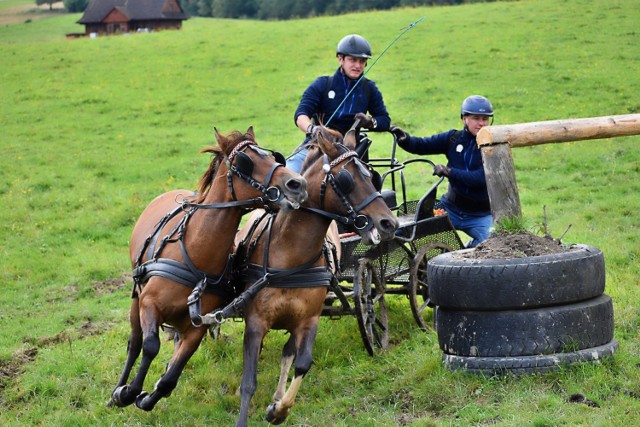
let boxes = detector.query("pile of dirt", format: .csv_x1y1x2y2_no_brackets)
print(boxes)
459,230,569,260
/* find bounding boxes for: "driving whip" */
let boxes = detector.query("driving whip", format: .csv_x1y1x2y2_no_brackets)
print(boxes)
326,17,426,126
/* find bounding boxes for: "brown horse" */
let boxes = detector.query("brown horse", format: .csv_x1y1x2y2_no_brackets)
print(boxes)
231,125,399,426
107,127,307,411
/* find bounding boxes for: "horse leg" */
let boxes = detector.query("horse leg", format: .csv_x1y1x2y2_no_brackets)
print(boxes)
236,322,267,427
107,297,143,408
271,334,296,403
266,324,319,425
110,302,162,408
135,325,207,411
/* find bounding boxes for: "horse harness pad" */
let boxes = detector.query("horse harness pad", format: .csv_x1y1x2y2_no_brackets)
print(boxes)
131,203,236,301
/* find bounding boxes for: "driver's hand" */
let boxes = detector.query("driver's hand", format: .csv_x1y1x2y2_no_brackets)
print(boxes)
390,126,409,145
433,164,451,177
354,112,375,129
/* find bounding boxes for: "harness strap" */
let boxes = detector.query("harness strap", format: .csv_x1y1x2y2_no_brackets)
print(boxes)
132,258,235,298
354,191,382,212
241,264,332,288
196,212,329,325
208,249,326,323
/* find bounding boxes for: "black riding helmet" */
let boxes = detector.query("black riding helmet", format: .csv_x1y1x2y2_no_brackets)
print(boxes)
336,34,372,59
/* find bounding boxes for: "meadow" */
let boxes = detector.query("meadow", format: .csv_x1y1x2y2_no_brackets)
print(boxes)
0,0,639,425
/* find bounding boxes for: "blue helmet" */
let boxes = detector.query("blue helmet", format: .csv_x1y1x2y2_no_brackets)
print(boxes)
460,95,494,118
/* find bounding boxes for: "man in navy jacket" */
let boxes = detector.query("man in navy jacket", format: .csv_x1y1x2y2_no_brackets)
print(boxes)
390,95,495,247
286,34,391,172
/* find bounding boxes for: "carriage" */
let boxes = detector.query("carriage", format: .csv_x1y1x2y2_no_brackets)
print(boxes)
322,131,463,355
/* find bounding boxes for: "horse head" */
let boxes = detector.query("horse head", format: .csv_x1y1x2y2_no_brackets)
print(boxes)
197,126,307,210
302,126,398,245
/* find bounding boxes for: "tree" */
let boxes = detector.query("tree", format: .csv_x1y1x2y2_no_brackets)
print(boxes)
35,0,56,11
63,0,88,13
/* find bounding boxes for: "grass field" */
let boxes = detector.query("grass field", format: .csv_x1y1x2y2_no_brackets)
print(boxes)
1,0,639,425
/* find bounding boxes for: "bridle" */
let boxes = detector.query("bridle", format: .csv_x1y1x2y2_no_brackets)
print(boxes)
181,140,287,211
303,144,382,232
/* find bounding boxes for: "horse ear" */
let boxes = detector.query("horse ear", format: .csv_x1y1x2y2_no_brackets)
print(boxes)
214,127,223,143
246,126,255,140
343,129,357,149
315,127,333,154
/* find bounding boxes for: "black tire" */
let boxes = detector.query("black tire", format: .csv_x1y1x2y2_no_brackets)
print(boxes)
408,243,453,331
428,244,605,310
443,339,618,375
354,258,389,356
435,294,614,357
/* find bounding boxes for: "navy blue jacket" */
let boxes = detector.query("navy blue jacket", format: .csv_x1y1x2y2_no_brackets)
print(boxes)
294,68,391,135
400,129,490,213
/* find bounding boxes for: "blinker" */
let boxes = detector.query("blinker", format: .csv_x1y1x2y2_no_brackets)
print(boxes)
273,152,286,166
235,151,254,176
336,169,355,194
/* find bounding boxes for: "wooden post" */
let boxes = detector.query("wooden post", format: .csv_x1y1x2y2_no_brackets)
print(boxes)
476,114,640,224
479,143,521,224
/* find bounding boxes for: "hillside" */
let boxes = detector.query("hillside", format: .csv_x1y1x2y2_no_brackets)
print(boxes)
1,0,639,425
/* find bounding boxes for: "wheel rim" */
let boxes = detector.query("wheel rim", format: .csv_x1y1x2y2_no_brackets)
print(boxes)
409,243,452,331
354,258,388,356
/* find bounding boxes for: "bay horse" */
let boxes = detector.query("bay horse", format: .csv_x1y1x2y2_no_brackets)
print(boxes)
231,125,399,426
107,127,307,411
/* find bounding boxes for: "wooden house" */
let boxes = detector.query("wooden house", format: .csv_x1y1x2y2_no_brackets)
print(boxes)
77,0,188,36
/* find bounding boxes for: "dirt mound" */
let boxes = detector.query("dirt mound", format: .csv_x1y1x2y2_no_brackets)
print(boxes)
460,231,568,259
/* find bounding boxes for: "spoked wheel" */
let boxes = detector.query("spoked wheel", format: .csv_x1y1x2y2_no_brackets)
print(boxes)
409,243,453,331
354,258,388,356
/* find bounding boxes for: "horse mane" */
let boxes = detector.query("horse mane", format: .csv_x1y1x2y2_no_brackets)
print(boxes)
194,130,254,203
301,127,343,172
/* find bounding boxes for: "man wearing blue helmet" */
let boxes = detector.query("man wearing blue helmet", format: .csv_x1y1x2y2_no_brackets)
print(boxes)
390,95,494,247
286,34,391,173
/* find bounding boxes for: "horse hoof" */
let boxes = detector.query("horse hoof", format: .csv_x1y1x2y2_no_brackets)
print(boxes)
265,403,288,425
134,392,155,412
109,385,135,407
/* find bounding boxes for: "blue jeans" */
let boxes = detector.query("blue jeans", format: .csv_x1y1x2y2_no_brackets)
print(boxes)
441,199,493,248
285,145,307,174
286,136,313,174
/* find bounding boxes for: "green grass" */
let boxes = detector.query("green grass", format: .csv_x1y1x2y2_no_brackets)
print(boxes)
1,0,640,425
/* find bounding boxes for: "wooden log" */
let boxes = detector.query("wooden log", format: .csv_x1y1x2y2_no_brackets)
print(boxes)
477,114,640,147
480,143,521,224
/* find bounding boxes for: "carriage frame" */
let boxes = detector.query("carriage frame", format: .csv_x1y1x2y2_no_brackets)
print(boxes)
322,132,464,355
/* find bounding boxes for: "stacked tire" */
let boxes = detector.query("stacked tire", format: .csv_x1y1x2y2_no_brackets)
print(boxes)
428,244,617,375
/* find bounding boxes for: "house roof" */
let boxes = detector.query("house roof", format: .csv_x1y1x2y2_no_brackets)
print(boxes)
77,0,188,24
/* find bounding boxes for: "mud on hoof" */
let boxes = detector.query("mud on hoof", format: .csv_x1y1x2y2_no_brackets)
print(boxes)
265,402,289,425
108,385,138,408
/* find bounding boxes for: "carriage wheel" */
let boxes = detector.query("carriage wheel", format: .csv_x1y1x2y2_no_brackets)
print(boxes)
354,258,389,356
409,243,454,331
